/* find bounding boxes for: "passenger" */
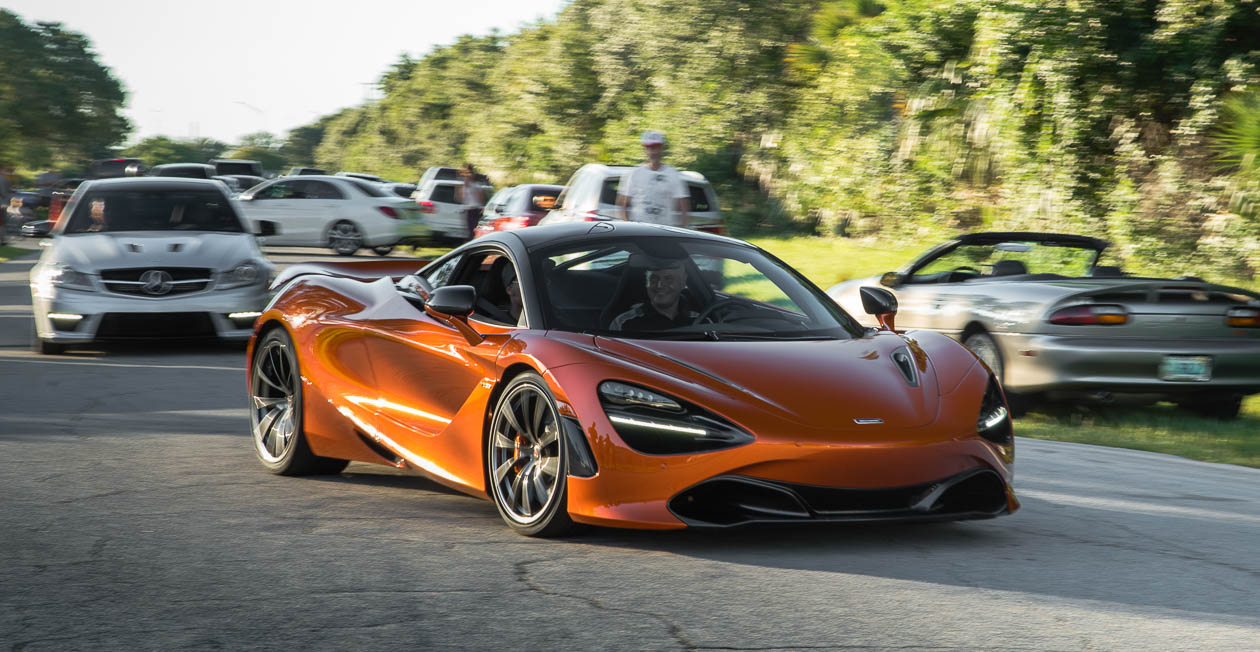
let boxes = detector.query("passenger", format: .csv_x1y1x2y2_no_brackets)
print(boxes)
85,199,108,232
610,257,700,331
503,264,523,324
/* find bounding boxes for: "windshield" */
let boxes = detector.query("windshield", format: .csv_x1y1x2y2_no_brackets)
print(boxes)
62,188,245,234
532,237,863,340
910,241,1102,283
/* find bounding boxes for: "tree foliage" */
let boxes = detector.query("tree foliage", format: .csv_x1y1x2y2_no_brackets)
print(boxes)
121,136,228,167
0,10,129,169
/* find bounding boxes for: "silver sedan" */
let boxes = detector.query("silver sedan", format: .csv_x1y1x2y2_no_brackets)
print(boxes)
29,178,274,354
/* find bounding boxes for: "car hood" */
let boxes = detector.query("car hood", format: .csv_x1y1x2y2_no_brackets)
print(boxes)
592,334,941,432
51,232,260,272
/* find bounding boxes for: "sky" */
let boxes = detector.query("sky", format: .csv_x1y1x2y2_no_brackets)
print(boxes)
2,0,569,145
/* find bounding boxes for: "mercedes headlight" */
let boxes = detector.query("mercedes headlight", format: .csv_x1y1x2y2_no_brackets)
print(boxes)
978,377,1012,445
218,262,263,289
598,381,752,455
34,263,95,296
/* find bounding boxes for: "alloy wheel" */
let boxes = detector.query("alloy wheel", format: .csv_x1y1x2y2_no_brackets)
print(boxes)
251,339,298,463
488,382,563,524
328,222,362,255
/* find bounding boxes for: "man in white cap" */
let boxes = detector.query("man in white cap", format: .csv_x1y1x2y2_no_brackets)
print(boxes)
617,130,689,228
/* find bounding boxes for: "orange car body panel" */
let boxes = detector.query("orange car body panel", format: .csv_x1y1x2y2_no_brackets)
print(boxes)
251,259,1017,530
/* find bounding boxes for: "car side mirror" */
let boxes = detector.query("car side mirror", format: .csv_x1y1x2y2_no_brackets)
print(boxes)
21,220,54,238
860,286,898,332
424,285,482,345
879,271,902,287
254,220,276,237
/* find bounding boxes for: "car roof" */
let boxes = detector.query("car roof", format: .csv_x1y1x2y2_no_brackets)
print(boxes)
577,163,710,184
152,163,214,169
82,177,227,190
483,220,743,251
954,231,1108,249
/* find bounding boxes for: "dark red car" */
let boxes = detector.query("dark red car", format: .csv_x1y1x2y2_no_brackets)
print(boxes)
473,184,564,238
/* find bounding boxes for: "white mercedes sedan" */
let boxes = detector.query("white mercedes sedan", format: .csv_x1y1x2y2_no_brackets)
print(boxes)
29,178,275,354
237,175,430,255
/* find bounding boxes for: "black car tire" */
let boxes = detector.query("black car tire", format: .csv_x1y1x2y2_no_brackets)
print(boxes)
486,372,577,537
250,328,349,475
1180,393,1243,421
32,328,66,355
327,221,362,256
372,245,394,256
963,331,1029,417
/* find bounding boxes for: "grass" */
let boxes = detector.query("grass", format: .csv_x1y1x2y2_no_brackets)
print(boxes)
0,244,35,262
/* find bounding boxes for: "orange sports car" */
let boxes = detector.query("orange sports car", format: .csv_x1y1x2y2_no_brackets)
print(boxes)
247,222,1018,536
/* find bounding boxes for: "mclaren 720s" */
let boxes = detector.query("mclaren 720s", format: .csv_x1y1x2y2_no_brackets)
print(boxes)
247,222,1019,536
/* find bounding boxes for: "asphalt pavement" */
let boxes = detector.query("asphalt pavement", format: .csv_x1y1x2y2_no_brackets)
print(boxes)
2,242,1259,651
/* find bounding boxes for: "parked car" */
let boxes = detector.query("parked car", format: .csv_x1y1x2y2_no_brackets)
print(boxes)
473,184,565,238
286,167,326,176
150,163,217,179
539,164,724,234
6,191,41,232
335,172,386,183
382,182,416,199
417,166,491,186
246,221,1016,535
211,159,264,178
219,174,265,192
88,158,145,179
44,178,85,224
826,231,1260,418
410,176,493,242
238,175,430,256
28,177,275,354
212,176,244,194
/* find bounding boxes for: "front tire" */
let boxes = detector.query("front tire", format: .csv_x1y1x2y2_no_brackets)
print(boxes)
486,373,575,537
1180,393,1243,420
964,331,1028,417
372,245,394,256
327,221,362,256
250,328,348,475
32,329,66,355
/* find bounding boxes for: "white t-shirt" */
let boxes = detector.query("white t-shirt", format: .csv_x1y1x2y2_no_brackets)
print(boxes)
619,164,689,226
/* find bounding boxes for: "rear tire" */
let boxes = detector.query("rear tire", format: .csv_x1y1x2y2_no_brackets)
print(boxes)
1180,394,1243,420
327,221,362,256
250,328,349,475
372,245,394,256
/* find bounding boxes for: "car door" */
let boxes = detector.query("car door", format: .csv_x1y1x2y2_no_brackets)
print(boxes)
287,179,346,245
242,180,302,245
361,248,517,486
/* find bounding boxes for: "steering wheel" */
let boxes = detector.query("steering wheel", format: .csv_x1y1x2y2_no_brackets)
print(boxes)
692,298,743,325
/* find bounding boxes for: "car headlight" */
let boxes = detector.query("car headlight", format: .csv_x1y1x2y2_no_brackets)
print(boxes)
35,263,95,295
978,377,1012,445
598,380,753,455
218,262,263,289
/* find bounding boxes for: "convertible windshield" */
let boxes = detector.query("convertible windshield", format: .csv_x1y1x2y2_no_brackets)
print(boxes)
532,237,863,340
62,188,245,234
909,240,1101,283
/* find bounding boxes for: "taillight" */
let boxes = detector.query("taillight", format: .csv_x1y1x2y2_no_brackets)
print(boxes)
581,211,606,222
696,224,727,236
377,206,400,219
418,201,437,214
1226,307,1260,328
1048,304,1129,325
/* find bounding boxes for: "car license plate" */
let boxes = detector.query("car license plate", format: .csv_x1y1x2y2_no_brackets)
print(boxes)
1158,355,1212,382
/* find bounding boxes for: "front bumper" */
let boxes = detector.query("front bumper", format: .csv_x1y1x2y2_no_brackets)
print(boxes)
993,332,1260,395
32,282,270,343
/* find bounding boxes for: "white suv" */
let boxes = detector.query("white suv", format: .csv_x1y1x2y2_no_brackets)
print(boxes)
539,164,724,234
410,167,493,242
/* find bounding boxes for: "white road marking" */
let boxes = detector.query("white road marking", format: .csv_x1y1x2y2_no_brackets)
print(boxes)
0,356,241,372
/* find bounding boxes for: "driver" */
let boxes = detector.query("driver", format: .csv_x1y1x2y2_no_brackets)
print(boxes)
610,256,700,331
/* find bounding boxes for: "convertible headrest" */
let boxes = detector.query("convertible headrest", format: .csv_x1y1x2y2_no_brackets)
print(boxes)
991,259,1027,276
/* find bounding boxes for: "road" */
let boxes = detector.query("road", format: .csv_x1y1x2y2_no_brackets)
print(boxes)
3,243,1259,651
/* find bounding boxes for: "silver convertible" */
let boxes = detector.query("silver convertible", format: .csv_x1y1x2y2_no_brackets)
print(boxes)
827,232,1260,418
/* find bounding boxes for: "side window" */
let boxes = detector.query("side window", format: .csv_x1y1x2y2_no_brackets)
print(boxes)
301,181,345,200
452,250,523,326
256,182,293,200
688,184,711,212
424,255,461,289
599,176,621,206
430,184,458,204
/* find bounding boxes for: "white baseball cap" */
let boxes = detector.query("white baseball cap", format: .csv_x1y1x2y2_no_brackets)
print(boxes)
640,130,666,146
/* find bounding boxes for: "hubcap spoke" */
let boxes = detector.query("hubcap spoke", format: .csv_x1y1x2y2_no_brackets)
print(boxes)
537,455,560,479
531,467,548,503
537,425,558,448
494,457,515,484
